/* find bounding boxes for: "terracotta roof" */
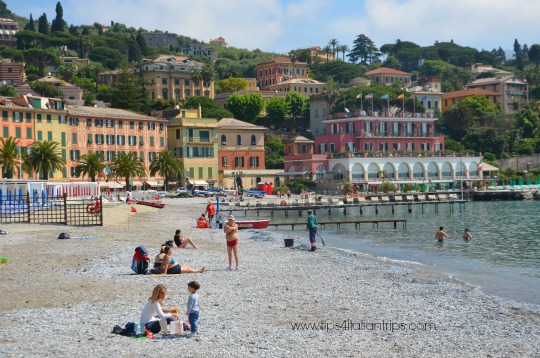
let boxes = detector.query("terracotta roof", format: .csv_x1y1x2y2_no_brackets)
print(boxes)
66,105,163,121
258,57,308,66
469,75,526,86
442,88,499,100
217,117,266,130
210,37,226,43
365,67,411,76
284,135,313,144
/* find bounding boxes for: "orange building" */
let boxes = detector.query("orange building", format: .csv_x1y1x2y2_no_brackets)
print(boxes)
0,59,26,85
256,56,309,90
441,88,500,113
365,67,412,86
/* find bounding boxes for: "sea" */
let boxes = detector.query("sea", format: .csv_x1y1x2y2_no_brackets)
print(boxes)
266,200,540,306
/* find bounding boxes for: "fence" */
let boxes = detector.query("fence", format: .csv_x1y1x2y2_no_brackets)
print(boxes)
0,194,103,226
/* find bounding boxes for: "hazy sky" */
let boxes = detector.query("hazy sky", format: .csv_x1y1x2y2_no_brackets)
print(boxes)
7,0,540,55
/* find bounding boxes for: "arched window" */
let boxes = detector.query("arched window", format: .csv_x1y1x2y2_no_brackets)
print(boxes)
221,135,227,145
237,135,242,145
251,135,256,145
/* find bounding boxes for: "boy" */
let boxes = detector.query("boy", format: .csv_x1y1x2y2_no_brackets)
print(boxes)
436,226,450,242
186,281,200,338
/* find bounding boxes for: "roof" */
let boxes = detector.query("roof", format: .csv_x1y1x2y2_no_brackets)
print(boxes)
210,37,226,43
284,136,314,144
66,105,164,121
217,117,266,130
442,88,499,100
272,78,324,85
365,67,411,76
258,57,308,66
469,75,526,86
481,163,499,171
39,76,78,87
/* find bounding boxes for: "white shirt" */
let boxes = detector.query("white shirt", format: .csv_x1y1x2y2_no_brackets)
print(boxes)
140,299,172,325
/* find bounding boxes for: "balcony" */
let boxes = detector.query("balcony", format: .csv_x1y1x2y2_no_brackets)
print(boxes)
355,131,440,139
325,111,437,120
187,137,216,144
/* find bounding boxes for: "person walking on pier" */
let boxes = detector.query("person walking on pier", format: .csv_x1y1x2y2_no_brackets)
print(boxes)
306,210,318,252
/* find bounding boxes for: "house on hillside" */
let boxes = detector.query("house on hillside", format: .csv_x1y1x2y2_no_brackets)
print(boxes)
467,75,527,115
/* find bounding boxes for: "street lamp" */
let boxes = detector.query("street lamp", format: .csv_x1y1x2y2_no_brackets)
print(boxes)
17,146,22,179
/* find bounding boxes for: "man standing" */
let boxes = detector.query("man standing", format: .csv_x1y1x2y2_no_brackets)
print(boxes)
205,200,216,226
436,226,450,242
306,210,318,252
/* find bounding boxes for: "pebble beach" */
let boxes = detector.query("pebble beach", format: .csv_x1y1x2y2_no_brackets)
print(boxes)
0,197,539,357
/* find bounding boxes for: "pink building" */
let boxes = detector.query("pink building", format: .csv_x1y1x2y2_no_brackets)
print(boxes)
256,56,308,89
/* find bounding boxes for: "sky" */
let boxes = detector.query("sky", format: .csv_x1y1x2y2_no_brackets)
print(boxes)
7,0,540,55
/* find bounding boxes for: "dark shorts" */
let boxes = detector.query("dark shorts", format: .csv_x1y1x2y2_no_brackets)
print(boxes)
167,265,181,274
226,239,238,247
437,240,444,243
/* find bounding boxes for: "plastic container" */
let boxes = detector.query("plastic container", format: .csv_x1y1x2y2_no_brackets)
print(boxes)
134,323,143,335
284,238,294,247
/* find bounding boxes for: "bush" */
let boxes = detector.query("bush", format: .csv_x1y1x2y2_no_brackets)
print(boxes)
483,152,496,161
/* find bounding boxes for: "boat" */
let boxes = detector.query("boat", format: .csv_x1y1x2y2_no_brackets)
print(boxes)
130,190,165,208
234,219,270,229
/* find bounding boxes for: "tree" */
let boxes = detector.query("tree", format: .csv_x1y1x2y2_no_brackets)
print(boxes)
265,134,284,169
322,45,332,62
136,32,149,56
149,150,184,190
201,62,216,94
225,93,265,122
265,97,290,127
514,39,525,71
286,92,308,126
0,85,16,96
182,95,233,119
0,137,20,179
75,153,106,182
23,49,60,77
112,152,146,191
323,79,340,113
348,34,380,65
27,141,66,180
50,2,66,33
31,81,64,98
336,44,349,61
89,46,125,70
110,64,145,113
37,13,49,36
190,68,203,92
83,91,96,106
328,39,339,59
127,39,142,62
58,63,75,82
528,44,540,68
217,77,248,93
24,14,35,31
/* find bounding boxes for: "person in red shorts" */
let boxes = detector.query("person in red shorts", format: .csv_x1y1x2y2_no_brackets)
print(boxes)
205,201,216,226
223,215,239,271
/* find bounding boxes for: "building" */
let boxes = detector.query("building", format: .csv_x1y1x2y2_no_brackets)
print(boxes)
466,75,528,115
0,17,19,48
166,107,218,188
209,36,227,48
97,69,122,87
217,117,266,189
308,94,329,136
470,63,512,77
142,31,178,49
65,105,167,188
256,56,309,90
0,59,26,85
269,78,324,96
141,55,214,100
441,88,500,113
180,43,218,63
59,57,91,72
15,76,83,102
365,67,412,86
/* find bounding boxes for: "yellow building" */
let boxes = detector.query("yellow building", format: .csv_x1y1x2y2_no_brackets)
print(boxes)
441,88,500,113
141,55,215,101
166,107,218,188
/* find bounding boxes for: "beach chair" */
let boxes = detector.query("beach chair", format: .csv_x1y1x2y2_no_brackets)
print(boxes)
319,198,329,205
427,194,437,201
357,196,366,203
405,195,415,202
239,201,247,208
448,193,459,200
381,196,390,202
416,194,426,201
438,194,448,201
259,200,267,207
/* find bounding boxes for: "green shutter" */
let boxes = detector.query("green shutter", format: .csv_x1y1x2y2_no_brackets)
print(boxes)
26,128,32,139
38,131,42,140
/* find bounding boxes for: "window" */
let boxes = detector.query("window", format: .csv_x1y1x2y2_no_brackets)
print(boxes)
251,135,256,145
106,120,114,128
71,167,79,178
364,142,373,150
174,79,180,85
329,143,335,152
332,123,338,134
235,156,245,167
26,113,31,123
15,127,21,138
188,129,193,142
176,129,181,139
237,135,241,145
139,136,144,146
198,167,203,179
38,131,42,140
139,122,144,130
150,136,154,146
208,167,213,179
106,135,115,145
95,134,104,144
148,122,156,130
87,118,92,126
162,89,168,99
47,131,52,141
61,132,66,146
130,121,135,129
37,114,42,122
70,150,80,161
249,156,260,167
301,144,307,154
184,79,190,86
221,135,227,145
222,156,227,167
118,121,123,128
47,115,52,123
27,128,32,139
128,136,137,146
162,78,167,85
200,131,209,143
69,117,78,126
87,134,93,143
117,135,125,145
160,137,164,147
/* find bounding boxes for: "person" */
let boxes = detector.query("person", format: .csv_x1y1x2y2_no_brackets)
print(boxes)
140,284,180,334
224,215,239,270
94,196,101,215
116,195,121,202
156,246,205,274
306,210,318,252
286,189,291,199
173,229,198,249
186,281,200,338
197,214,209,228
126,192,132,203
436,226,450,242
463,228,472,241
205,201,216,226
278,191,282,198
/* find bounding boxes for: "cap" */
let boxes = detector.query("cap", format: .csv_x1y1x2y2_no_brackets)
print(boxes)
227,215,235,221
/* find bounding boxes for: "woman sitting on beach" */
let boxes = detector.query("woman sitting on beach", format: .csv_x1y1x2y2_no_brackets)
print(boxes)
157,246,205,274
197,214,210,228
140,284,179,333
173,229,198,249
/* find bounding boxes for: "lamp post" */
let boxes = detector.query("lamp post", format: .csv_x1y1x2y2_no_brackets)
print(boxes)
460,157,464,200
17,146,22,179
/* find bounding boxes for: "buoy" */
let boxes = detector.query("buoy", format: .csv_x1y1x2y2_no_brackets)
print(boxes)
280,200,287,206
86,204,96,214
131,206,137,212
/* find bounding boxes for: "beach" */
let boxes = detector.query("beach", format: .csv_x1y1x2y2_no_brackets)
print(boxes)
0,197,539,357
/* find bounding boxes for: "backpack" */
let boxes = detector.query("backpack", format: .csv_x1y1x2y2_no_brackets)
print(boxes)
163,240,174,247
58,232,71,240
131,245,150,275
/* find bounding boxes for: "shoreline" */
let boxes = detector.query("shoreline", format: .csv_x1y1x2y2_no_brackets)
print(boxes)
1,197,539,357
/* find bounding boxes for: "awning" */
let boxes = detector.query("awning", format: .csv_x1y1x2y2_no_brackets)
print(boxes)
132,181,144,187
206,179,216,184
481,163,499,172
276,171,309,176
144,181,164,187
189,180,209,187
116,181,126,186
101,182,124,189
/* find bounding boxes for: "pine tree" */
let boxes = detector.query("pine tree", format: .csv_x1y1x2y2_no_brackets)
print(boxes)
37,13,49,36
51,1,66,33
24,14,35,31
136,32,149,56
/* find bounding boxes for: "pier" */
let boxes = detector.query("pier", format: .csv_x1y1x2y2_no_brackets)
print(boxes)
272,219,407,230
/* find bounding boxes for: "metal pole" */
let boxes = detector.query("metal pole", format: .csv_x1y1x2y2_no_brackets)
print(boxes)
460,157,463,200
18,146,22,179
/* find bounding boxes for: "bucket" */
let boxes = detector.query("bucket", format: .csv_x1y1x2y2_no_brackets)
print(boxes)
284,238,294,247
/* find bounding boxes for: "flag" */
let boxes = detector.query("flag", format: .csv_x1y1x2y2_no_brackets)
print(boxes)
365,93,373,99
397,93,404,100
420,95,428,101
477,162,483,171
355,93,362,99
344,108,350,113
101,166,110,177
381,94,389,100
408,95,415,99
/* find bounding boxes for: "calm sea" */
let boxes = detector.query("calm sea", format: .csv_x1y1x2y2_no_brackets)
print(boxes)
265,200,540,306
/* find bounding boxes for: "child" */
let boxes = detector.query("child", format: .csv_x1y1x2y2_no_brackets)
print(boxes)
186,281,200,338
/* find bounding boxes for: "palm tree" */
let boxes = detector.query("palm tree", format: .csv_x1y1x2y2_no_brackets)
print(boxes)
323,79,341,114
0,137,20,179
337,44,349,61
201,62,216,95
191,68,203,95
149,150,184,190
112,152,146,191
323,45,332,62
75,152,107,182
27,141,66,180
328,39,339,60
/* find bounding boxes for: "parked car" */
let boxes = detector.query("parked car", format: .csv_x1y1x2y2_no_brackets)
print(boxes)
175,188,192,198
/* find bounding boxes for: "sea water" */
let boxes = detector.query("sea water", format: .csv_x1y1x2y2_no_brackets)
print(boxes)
268,200,540,306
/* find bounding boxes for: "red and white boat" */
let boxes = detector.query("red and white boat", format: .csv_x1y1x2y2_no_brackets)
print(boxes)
235,219,270,229
131,190,166,208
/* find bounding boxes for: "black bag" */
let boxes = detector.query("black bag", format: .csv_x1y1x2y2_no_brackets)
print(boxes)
163,240,174,247
131,246,150,275
58,232,70,240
